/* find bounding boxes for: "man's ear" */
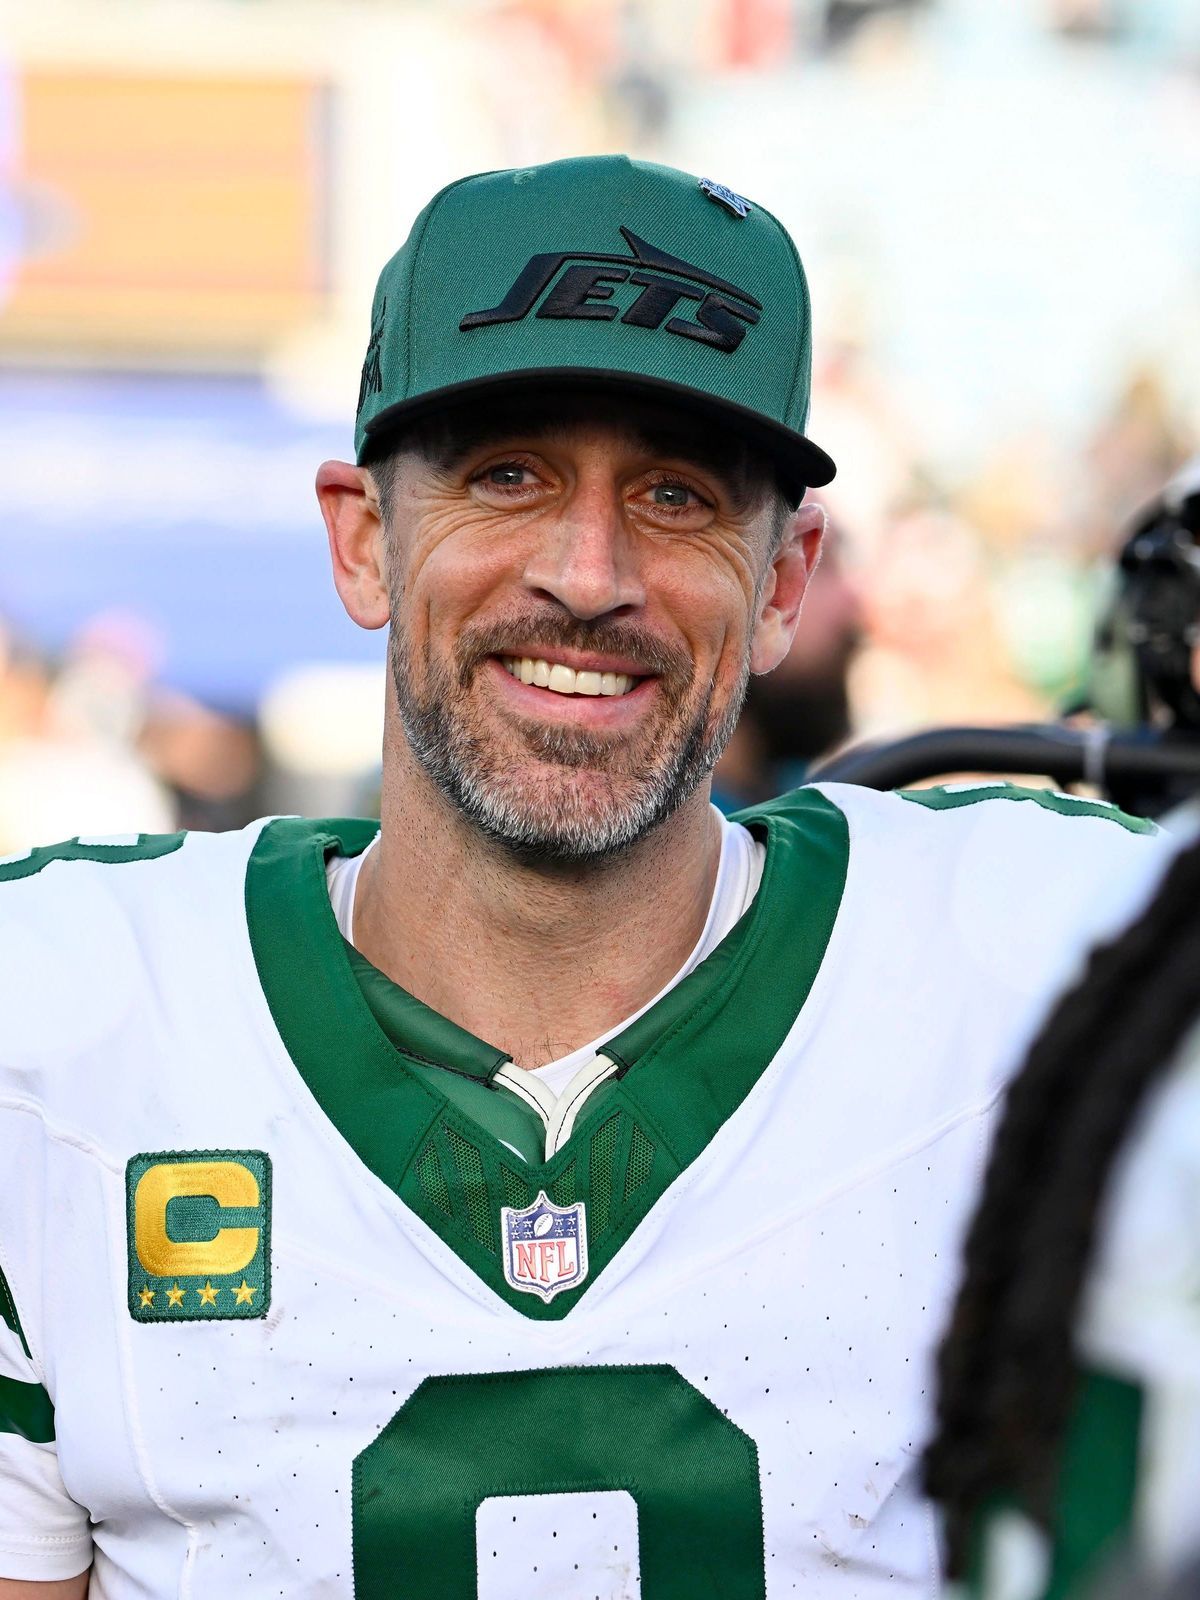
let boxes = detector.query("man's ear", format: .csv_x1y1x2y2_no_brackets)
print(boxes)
316,460,391,631
749,502,826,675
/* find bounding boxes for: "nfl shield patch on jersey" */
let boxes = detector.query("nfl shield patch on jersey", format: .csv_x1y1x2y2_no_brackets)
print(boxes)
126,1149,271,1322
501,1190,588,1303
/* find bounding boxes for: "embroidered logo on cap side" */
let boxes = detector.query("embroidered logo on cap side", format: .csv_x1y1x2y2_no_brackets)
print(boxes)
126,1150,271,1323
699,177,752,218
501,1190,588,1303
357,297,386,417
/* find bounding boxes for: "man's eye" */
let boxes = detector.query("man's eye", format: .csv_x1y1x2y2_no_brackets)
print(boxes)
485,464,530,487
650,483,693,508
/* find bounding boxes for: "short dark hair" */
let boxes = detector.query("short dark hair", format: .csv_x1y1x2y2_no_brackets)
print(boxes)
365,388,800,550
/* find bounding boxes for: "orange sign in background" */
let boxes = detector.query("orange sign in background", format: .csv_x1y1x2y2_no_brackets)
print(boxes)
2,70,331,357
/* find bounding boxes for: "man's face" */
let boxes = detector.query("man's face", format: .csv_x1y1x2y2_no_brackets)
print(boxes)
367,396,809,863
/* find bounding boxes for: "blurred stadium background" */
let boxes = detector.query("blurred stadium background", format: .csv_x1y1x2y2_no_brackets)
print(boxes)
1,0,1198,847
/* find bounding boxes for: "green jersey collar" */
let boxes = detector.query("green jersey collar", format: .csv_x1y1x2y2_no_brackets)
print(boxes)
245,790,848,1317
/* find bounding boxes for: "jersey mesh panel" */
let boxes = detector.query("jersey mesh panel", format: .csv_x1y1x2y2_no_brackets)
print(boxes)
550,1163,576,1207
501,1166,535,1212
415,1141,453,1216
624,1122,656,1202
442,1123,493,1250
589,1114,623,1236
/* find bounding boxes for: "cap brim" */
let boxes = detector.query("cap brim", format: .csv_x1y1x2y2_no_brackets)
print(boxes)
360,368,836,494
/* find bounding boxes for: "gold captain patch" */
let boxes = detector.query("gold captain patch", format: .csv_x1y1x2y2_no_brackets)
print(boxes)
126,1150,271,1323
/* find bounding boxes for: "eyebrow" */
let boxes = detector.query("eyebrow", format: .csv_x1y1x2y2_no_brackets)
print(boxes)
422,405,762,506
624,421,755,490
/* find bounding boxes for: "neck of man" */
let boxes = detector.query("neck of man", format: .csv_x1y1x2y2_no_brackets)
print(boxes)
352,734,724,1072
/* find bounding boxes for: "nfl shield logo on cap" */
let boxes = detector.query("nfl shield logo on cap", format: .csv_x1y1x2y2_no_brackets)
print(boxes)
501,1191,589,1303
699,176,752,218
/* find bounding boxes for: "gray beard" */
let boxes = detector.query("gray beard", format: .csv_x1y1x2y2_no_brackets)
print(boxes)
389,622,749,866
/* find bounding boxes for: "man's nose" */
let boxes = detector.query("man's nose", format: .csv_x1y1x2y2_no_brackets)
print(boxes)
520,482,646,620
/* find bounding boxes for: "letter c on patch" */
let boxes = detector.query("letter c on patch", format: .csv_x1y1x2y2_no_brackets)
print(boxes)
134,1160,260,1278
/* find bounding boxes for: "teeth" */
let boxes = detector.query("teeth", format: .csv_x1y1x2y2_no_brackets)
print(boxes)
501,657,636,696
603,673,634,696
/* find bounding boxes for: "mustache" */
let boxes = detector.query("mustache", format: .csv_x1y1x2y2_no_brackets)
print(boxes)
453,610,691,687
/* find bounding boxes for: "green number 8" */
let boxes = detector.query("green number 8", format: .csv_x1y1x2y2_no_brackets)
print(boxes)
352,1364,766,1597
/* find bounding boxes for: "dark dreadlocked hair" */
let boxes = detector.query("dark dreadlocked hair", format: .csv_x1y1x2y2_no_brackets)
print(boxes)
925,830,1200,1576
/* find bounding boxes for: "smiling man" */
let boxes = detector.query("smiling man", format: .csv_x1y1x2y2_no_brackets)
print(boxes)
316,384,821,1074
0,156,1171,1599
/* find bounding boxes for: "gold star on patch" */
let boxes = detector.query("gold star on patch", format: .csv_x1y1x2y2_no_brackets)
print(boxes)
233,1280,257,1307
137,1286,155,1308
197,1282,219,1307
165,1284,185,1309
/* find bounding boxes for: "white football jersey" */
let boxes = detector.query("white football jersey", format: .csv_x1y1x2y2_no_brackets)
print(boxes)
0,783,1166,1599
969,1025,1200,1600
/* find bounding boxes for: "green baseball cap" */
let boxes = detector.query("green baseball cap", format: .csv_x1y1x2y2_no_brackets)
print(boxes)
354,153,835,493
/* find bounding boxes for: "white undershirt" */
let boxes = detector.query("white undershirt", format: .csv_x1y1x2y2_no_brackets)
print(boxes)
326,810,765,1141
326,833,376,948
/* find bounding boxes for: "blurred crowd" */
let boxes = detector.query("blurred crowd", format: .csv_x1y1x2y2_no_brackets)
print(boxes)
0,615,262,851
761,354,1197,811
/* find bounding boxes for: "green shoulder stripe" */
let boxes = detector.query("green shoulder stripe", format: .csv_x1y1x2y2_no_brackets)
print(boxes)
899,783,1155,834
0,1264,53,1444
968,1368,1142,1600
0,831,186,885
1045,1369,1142,1600
0,1372,54,1443
0,1261,31,1359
